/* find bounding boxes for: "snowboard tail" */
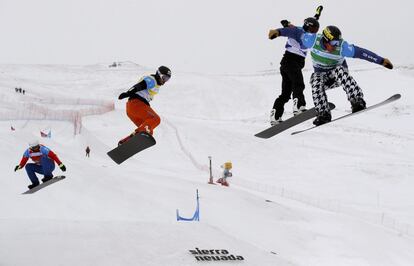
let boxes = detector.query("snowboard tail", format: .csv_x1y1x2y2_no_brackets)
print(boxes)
107,132,156,164
255,102,336,138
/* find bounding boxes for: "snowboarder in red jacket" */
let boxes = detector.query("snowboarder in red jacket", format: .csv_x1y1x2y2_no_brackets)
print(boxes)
14,140,66,189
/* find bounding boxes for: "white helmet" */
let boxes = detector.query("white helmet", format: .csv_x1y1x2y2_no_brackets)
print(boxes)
28,140,39,148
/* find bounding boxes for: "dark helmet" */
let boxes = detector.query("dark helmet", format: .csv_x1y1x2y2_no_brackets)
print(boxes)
157,66,171,78
303,17,319,33
156,66,171,84
322,25,342,42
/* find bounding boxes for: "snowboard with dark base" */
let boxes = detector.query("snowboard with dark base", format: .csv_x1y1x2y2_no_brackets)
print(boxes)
22,175,66,194
291,94,401,135
107,132,156,164
255,102,336,138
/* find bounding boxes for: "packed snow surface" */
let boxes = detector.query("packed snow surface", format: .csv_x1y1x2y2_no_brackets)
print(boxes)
0,63,413,266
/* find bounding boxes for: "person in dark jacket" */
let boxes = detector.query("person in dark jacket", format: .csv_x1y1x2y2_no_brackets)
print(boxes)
268,6,323,125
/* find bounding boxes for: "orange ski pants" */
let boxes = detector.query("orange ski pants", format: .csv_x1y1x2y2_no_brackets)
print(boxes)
126,99,160,135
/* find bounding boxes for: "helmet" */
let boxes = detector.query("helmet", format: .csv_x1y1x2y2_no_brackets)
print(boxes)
322,26,342,52
157,66,171,77
156,66,171,84
303,17,319,33
322,25,342,41
28,140,39,149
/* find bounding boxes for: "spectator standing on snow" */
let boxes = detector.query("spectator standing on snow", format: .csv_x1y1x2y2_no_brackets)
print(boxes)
86,146,90,157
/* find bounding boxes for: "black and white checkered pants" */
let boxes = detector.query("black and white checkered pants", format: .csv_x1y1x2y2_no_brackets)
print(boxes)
310,66,364,114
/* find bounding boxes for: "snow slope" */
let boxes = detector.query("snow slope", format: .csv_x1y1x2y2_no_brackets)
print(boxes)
0,63,413,266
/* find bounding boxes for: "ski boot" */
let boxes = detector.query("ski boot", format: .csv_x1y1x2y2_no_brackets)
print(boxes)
41,175,53,183
141,125,152,135
118,126,152,146
313,111,332,126
270,109,283,126
292,98,307,116
118,133,136,146
28,182,40,190
351,98,366,113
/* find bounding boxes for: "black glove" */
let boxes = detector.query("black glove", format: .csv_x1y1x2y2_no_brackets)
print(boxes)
382,58,393,69
59,163,66,172
280,20,290,28
118,92,130,100
268,29,279,40
14,165,21,172
314,5,323,20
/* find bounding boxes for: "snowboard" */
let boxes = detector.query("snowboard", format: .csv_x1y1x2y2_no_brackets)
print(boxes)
107,132,156,164
22,175,66,194
255,102,336,138
291,94,401,135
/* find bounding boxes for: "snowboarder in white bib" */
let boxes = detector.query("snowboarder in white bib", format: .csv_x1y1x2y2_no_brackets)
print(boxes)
117,66,171,145
302,25,393,125
268,6,323,125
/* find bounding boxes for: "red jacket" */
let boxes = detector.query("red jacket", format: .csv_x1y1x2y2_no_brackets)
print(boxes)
19,144,62,167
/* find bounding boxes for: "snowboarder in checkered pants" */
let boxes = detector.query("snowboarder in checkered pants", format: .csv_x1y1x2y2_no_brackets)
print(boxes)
302,25,393,125
310,65,364,116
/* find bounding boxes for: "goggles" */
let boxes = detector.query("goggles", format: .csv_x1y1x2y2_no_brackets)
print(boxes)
328,40,340,46
161,74,170,83
323,36,340,46
322,37,340,52
157,70,171,83
30,145,40,151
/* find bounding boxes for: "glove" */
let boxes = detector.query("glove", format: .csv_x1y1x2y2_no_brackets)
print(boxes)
14,165,22,172
59,163,66,172
382,58,393,69
314,5,323,20
268,29,279,40
280,20,290,28
118,92,130,100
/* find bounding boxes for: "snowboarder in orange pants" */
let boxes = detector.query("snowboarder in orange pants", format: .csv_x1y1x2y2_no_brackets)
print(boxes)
126,99,160,135
117,66,171,145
